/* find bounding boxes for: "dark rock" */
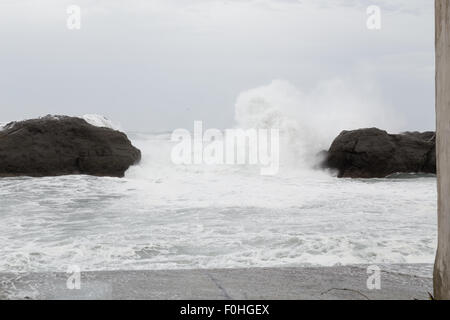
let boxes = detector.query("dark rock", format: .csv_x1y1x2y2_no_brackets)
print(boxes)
0,115,141,178
322,128,436,178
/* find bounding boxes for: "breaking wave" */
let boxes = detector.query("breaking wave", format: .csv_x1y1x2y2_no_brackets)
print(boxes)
0,80,435,275
234,79,403,168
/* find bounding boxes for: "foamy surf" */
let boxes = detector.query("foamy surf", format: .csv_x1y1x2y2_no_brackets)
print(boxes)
0,134,437,273
82,114,121,131
0,81,435,275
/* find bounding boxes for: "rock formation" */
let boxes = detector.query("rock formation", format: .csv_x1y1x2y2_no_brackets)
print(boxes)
0,115,141,178
322,128,436,178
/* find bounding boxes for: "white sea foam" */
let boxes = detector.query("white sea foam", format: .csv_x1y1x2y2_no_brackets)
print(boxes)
0,81,435,274
2,114,121,132
235,79,404,168
82,114,121,131
0,131,437,273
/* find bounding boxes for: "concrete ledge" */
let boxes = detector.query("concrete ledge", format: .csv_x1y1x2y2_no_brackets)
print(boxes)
0,265,432,300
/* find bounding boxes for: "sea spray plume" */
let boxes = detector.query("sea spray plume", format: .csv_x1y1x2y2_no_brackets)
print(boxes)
234,79,403,170
126,78,402,180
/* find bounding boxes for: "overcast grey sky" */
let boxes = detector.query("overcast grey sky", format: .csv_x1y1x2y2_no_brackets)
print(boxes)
0,0,434,132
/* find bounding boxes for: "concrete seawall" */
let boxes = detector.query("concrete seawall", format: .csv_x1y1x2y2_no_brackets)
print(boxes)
0,265,432,300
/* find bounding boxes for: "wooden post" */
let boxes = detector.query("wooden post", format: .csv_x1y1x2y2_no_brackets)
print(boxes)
435,0,450,300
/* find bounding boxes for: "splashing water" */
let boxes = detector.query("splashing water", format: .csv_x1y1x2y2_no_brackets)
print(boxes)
235,79,403,168
0,80,435,276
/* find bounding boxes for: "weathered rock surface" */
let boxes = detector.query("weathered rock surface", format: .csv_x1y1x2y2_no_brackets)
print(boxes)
0,115,141,178
322,128,436,178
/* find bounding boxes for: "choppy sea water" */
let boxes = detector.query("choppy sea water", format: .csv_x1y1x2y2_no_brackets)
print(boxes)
0,133,437,277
